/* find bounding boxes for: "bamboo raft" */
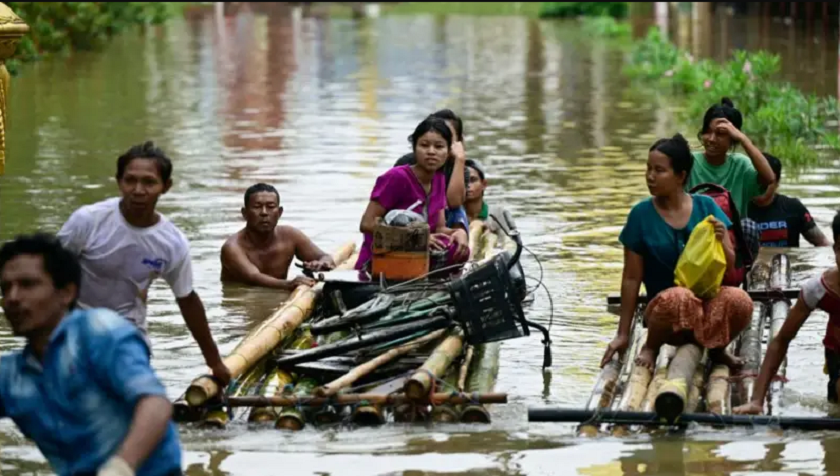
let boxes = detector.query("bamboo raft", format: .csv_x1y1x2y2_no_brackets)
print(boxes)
578,249,796,433
174,219,516,430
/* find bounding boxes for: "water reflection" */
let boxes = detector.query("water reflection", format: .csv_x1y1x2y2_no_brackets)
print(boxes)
1,5,840,475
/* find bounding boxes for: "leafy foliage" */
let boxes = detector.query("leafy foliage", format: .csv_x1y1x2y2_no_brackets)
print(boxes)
6,2,179,73
539,2,629,19
622,28,840,165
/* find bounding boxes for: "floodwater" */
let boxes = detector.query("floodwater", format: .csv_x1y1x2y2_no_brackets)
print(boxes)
1,5,840,475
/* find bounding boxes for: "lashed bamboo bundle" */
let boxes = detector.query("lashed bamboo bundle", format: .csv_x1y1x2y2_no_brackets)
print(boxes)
248,331,315,423
185,242,356,406
276,376,319,431
314,330,446,397
202,359,267,428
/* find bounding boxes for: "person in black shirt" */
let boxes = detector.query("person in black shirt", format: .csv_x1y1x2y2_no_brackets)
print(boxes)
748,152,831,248
394,109,469,232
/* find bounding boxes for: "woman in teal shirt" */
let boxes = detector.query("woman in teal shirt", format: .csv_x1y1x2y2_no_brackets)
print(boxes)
601,134,754,372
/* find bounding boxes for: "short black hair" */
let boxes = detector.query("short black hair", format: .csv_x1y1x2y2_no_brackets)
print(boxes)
762,151,782,183
116,141,173,183
429,109,464,142
833,211,840,242
649,133,694,185
0,233,81,309
244,183,280,207
465,159,486,180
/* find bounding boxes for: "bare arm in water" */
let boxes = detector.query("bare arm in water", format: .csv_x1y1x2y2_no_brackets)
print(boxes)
176,292,231,385
221,240,315,290
733,298,813,415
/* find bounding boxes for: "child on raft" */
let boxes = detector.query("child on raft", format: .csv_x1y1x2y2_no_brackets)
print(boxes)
356,116,470,272
734,212,840,415
600,133,754,371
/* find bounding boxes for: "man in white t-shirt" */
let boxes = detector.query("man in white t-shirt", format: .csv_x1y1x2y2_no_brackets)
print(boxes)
58,141,231,386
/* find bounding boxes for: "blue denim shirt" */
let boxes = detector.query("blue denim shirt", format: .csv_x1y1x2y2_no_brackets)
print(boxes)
0,308,181,476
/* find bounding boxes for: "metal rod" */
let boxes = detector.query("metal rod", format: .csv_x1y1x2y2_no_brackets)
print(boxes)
528,407,840,431
220,392,508,408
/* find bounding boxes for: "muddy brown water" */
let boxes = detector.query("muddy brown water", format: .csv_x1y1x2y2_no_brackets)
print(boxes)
1,7,840,475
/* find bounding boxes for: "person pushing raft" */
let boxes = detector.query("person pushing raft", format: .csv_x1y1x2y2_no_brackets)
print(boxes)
56,141,230,386
734,213,840,415
221,183,336,289
601,133,753,372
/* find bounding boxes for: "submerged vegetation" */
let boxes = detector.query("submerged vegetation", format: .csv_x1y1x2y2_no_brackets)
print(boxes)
586,18,840,166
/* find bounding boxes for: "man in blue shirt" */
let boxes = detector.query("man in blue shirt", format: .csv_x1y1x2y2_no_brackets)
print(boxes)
0,233,182,476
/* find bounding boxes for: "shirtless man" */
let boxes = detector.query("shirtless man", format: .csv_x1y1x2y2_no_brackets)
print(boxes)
221,183,335,289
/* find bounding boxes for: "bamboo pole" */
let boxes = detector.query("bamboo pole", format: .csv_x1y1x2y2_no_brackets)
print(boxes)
457,345,475,391
654,343,703,421
640,345,677,413
431,366,463,423
460,341,501,423
705,364,730,415
275,376,319,431
173,395,206,423
404,329,465,400
225,392,508,407
768,253,791,415
185,242,355,406
314,329,446,397
611,329,651,436
580,310,639,436
738,261,770,407
685,351,708,413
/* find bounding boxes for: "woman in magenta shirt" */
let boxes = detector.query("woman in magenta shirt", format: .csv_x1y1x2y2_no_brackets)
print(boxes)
356,117,470,271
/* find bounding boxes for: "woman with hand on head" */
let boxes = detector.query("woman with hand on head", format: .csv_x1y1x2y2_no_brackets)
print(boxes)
688,97,776,218
600,133,753,372
356,117,470,272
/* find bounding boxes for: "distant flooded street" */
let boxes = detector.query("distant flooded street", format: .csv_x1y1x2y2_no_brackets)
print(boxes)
1,4,840,475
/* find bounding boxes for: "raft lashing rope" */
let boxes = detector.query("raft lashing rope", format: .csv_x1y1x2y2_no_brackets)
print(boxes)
178,217,551,429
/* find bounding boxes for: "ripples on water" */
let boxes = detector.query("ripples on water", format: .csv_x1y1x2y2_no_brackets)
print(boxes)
1,6,840,475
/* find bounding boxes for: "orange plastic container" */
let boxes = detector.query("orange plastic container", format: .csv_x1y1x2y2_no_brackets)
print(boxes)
371,222,430,281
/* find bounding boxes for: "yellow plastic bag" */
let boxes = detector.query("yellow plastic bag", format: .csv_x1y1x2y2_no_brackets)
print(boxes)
674,215,726,299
